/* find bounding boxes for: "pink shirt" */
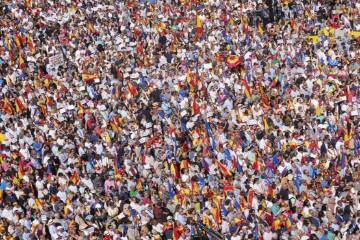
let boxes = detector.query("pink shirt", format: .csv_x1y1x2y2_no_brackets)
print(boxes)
104,180,115,192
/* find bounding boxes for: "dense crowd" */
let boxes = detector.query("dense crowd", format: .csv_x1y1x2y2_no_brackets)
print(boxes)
0,0,360,239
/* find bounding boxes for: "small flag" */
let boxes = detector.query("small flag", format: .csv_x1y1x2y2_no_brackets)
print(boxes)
196,14,203,40
15,97,24,113
27,34,35,54
243,79,251,100
19,55,25,70
270,75,279,88
191,98,200,115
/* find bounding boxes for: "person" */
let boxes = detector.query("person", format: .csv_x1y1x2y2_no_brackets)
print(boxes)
0,0,360,239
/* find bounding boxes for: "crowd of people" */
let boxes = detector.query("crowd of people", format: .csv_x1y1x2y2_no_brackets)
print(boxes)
0,0,360,239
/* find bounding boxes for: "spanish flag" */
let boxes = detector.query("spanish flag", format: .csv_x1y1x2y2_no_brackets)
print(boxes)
258,23,264,35
217,161,232,177
270,75,279,87
46,97,53,107
170,162,180,178
243,79,251,100
64,205,71,216
27,34,35,54
15,97,24,113
252,154,259,170
214,203,221,224
259,86,271,108
109,121,120,133
136,179,143,190
291,19,296,30
263,115,269,131
3,98,13,115
82,72,98,82
88,21,94,32
5,35,12,51
187,68,192,85
69,171,80,184
196,14,203,40
180,160,189,170
19,55,25,70
116,66,124,80
191,98,200,115
127,82,139,96
77,102,84,117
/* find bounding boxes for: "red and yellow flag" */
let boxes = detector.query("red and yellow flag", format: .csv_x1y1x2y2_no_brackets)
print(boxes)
19,55,25,70
243,79,251,100
3,98,13,115
127,82,139,96
136,179,143,190
15,33,22,47
191,98,200,115
270,75,279,88
252,154,259,170
82,72,98,82
27,34,35,54
196,14,203,40
88,22,94,32
15,97,24,113
217,161,232,177
69,171,80,184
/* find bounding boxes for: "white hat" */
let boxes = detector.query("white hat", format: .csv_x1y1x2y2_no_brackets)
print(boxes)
167,216,172,220
57,226,63,230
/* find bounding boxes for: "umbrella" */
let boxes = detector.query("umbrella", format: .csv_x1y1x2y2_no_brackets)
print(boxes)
225,55,242,68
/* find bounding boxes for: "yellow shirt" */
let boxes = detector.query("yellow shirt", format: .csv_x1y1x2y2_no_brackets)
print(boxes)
0,133,6,144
